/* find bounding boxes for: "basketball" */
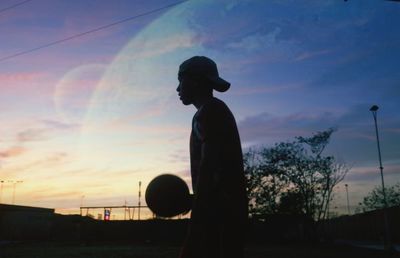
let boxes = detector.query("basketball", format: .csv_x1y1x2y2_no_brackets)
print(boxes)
145,174,192,218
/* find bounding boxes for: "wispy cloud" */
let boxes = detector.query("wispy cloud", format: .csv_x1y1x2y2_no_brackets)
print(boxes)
14,120,79,143
168,149,189,164
120,33,195,61
17,128,48,142
143,33,195,58
41,119,80,131
229,83,302,96
1,152,68,177
294,49,333,62
346,164,400,182
227,27,282,52
238,111,337,145
26,188,83,201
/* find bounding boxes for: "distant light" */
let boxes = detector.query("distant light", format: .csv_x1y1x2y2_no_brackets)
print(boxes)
370,105,379,112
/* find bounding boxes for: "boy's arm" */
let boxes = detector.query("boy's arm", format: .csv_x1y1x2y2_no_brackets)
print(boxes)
191,139,221,222
180,140,221,258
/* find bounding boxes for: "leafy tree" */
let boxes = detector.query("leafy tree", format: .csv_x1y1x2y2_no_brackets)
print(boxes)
357,183,400,212
244,128,349,221
244,149,286,217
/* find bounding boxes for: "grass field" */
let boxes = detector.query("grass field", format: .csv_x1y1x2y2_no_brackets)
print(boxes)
0,242,398,258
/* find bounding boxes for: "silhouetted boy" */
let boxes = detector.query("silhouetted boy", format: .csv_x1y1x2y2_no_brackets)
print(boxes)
176,56,248,258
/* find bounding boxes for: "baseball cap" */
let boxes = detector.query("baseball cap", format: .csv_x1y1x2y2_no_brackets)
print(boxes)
178,56,231,92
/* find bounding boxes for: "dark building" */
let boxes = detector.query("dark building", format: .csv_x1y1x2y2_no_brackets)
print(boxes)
0,204,55,240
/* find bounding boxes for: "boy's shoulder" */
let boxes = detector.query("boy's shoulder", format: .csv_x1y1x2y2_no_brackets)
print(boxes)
199,97,230,116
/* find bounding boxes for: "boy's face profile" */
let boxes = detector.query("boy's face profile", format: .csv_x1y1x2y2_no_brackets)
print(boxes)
177,74,199,106
177,56,229,107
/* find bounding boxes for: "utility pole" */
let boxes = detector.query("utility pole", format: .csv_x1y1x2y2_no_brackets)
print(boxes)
345,184,350,215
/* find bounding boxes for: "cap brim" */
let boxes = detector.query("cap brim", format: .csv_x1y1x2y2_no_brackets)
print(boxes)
209,76,230,92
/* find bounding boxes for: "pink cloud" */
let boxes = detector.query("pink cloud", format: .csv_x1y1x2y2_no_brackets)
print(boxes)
0,72,46,86
0,71,56,108
0,146,25,158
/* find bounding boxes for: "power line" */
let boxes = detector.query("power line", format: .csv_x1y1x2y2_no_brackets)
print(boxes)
0,0,188,63
0,0,33,15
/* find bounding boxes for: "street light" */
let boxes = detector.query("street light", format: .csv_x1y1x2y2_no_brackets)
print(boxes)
138,181,142,220
345,184,350,215
80,195,85,207
0,180,4,203
80,195,85,216
369,105,391,250
10,180,23,204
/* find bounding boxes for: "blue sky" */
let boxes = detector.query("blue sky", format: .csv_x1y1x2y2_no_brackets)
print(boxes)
0,0,399,217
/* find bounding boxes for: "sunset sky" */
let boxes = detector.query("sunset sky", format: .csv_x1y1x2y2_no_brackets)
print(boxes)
0,0,399,218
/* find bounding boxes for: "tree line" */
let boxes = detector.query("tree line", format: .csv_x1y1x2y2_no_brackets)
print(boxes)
244,127,400,221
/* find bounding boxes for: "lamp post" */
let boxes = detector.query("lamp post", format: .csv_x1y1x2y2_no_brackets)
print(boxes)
0,180,4,203
369,105,391,250
345,184,350,215
138,181,141,220
80,195,85,207
11,180,23,204
80,195,85,216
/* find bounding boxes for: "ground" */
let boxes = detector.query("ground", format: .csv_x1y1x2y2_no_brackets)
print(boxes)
0,242,398,258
